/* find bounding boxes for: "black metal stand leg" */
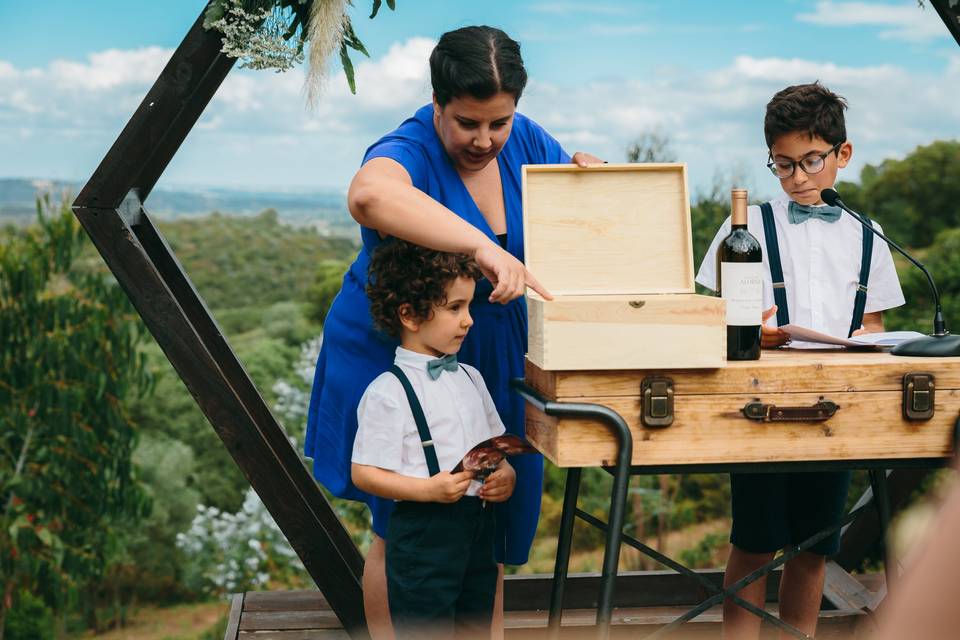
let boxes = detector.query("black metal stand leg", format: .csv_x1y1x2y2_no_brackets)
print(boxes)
869,468,895,589
548,467,582,638
596,415,634,638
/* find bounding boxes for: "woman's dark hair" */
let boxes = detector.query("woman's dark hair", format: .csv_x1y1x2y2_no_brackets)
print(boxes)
764,81,848,149
430,25,528,106
366,240,482,338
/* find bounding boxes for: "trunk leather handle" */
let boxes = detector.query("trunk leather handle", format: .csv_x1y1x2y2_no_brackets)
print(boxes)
742,399,840,422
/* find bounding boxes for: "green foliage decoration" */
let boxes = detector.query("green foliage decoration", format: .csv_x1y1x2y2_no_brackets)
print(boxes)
203,0,396,93
0,198,151,638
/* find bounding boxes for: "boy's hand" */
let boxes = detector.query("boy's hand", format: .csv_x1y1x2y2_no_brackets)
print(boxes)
426,471,474,503
761,305,790,348
477,461,516,503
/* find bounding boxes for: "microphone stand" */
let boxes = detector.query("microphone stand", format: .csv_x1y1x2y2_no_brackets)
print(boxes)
820,188,960,357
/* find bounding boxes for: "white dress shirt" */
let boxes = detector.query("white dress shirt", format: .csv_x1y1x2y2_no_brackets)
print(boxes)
352,346,506,496
696,192,905,338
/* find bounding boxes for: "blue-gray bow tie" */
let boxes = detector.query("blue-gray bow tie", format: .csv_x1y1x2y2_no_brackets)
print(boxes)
426,354,458,380
787,201,843,224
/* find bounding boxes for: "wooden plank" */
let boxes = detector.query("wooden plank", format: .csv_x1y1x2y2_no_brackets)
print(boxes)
526,390,957,467
503,604,864,640
504,570,783,610
528,350,960,398
239,631,349,640
527,294,725,371
522,164,694,296
71,205,365,635
240,610,342,631
243,590,328,612
224,593,244,640
822,561,876,611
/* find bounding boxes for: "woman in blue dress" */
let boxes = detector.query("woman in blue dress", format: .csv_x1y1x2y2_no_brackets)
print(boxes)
304,25,601,637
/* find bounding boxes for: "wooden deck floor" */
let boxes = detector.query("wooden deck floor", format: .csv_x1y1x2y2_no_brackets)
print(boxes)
224,570,883,639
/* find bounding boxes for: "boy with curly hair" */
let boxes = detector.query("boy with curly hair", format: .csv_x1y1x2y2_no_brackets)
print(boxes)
351,240,515,639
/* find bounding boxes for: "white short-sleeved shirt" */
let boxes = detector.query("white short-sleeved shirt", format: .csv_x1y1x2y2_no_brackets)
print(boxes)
352,346,506,496
695,192,905,338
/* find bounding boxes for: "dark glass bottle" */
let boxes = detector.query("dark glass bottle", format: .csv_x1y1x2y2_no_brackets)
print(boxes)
716,189,763,360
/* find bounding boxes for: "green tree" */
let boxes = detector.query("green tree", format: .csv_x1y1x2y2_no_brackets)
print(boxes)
837,140,960,248
0,198,151,639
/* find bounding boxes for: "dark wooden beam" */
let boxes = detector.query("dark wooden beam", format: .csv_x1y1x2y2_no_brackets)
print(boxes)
70,4,367,636
931,0,960,48
74,10,234,210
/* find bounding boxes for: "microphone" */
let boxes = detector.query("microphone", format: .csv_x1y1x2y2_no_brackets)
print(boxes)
821,188,960,357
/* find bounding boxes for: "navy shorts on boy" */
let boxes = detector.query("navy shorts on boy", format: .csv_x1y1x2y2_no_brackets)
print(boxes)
353,346,506,636
697,193,904,555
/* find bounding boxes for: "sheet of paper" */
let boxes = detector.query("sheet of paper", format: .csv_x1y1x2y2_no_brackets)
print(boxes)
780,324,925,348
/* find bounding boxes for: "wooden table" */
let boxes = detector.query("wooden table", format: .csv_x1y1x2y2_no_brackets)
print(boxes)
514,349,960,639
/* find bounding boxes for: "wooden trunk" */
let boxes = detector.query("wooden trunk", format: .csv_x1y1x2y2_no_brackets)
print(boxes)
524,349,960,467
523,163,726,371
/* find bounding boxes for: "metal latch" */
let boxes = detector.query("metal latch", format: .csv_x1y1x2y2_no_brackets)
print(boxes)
903,373,935,421
641,376,674,427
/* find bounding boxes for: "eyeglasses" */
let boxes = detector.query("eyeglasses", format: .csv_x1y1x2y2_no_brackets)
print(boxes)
766,142,843,179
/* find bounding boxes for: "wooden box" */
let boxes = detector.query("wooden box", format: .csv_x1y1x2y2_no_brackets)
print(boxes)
524,350,960,468
523,164,725,371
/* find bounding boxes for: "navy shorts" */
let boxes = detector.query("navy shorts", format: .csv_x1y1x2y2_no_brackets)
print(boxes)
729,470,851,556
386,497,497,639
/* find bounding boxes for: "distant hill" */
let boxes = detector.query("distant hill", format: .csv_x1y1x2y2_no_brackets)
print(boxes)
0,178,354,236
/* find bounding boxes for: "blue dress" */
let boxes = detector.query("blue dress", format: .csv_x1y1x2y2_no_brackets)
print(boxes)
304,104,569,565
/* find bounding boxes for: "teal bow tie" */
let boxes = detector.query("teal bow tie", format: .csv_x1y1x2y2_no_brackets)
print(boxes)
787,201,843,224
426,354,458,380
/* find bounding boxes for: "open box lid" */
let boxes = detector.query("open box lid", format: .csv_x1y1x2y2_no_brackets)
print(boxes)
522,163,695,297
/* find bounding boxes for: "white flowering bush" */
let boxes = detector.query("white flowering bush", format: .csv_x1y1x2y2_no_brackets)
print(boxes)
273,334,375,552
176,488,306,596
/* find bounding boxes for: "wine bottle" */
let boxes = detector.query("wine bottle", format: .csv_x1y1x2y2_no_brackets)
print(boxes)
717,188,763,360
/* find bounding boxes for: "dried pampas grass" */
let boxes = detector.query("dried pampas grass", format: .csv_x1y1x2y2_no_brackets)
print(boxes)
305,0,350,108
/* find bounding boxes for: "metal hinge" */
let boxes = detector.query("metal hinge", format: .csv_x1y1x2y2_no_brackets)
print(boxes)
641,376,674,428
903,373,935,421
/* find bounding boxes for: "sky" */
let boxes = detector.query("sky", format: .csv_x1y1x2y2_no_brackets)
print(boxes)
0,1,958,200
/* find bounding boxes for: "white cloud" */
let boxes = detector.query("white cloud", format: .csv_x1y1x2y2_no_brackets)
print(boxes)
0,39,957,200
796,1,948,42
48,47,173,90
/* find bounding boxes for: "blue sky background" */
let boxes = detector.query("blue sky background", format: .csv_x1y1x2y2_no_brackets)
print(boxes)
1,1,957,200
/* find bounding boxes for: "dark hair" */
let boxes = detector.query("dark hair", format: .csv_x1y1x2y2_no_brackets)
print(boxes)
366,240,482,338
430,26,528,106
764,81,848,149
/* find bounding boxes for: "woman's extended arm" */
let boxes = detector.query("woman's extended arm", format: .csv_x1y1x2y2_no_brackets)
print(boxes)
348,157,551,303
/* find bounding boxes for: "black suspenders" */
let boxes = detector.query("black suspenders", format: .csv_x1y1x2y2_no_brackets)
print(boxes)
759,203,790,327
850,219,874,337
389,365,441,476
758,203,874,338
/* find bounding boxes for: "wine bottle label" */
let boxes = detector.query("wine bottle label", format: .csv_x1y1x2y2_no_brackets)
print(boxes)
721,262,763,326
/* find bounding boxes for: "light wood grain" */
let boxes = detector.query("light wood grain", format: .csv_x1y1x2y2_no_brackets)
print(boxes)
527,350,960,398
522,164,694,296
527,293,725,371
526,390,958,467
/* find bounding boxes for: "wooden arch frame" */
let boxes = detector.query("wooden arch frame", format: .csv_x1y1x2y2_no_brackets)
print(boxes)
71,3,960,639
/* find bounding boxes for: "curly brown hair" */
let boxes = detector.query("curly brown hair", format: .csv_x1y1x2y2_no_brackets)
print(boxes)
367,240,483,338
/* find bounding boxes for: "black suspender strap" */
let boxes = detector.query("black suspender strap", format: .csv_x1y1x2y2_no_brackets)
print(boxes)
848,217,874,337
759,202,790,326
389,365,441,477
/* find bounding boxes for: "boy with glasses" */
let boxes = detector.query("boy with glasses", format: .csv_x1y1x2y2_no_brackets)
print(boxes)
695,82,905,639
